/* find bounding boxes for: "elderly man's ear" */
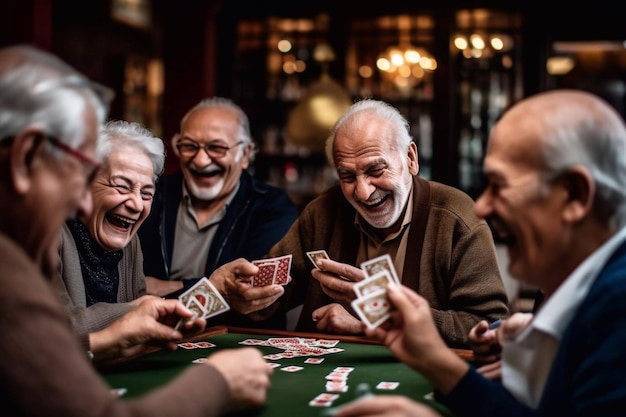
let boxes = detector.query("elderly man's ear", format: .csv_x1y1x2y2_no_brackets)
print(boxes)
7,129,45,194
407,142,419,175
560,166,594,224
170,133,181,158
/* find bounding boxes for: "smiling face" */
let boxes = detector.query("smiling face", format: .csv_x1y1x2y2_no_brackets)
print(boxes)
82,145,155,251
474,114,569,290
177,106,251,204
333,111,418,232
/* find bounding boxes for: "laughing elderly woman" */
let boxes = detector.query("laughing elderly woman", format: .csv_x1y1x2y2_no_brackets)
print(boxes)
53,120,165,334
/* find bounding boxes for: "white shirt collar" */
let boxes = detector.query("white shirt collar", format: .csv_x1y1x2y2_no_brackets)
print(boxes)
531,225,626,340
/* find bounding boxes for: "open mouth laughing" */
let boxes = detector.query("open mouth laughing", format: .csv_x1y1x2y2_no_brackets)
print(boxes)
106,213,136,230
486,216,515,245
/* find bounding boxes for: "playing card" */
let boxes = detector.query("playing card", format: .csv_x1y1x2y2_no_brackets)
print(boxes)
306,249,330,270
253,255,292,285
185,297,209,321
193,341,216,348
314,393,339,402
376,381,400,390
353,270,394,298
252,261,278,286
309,398,333,407
360,254,400,284
273,254,292,285
110,388,127,398
351,288,392,329
280,365,304,372
178,277,230,319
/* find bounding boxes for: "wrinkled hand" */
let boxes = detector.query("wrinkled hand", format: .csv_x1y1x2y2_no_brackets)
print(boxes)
206,347,272,412
364,284,448,371
476,360,502,381
91,297,206,361
363,284,468,396
312,303,364,335
468,320,501,365
468,312,533,381
311,259,365,305
129,294,160,307
144,276,183,297
334,395,443,417
209,258,286,315
497,312,533,345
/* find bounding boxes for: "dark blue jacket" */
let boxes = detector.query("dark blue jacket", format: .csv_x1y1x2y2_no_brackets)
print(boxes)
138,170,298,327
440,239,626,417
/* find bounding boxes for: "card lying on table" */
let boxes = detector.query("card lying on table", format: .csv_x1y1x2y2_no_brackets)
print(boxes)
251,254,292,286
178,277,230,322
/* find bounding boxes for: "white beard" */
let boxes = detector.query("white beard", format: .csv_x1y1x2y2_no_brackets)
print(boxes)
186,176,224,201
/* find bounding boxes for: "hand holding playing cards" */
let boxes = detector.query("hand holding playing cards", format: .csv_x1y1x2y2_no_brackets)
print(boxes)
365,283,469,394
311,259,366,305
208,258,285,315
333,395,443,417
89,297,206,361
205,347,272,412
470,312,532,380
467,319,502,365
312,303,364,334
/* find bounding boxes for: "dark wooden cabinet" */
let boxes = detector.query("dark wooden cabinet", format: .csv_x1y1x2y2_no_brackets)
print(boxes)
4,0,626,204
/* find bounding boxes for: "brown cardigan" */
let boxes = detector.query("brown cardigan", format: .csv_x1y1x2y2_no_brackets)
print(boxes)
0,232,231,417
268,176,509,348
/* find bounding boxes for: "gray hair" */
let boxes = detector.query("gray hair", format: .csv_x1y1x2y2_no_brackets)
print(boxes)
98,120,165,183
180,96,255,162
0,45,111,155
325,99,413,167
538,91,626,229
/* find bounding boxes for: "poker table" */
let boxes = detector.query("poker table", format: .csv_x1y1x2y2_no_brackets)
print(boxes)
99,326,471,417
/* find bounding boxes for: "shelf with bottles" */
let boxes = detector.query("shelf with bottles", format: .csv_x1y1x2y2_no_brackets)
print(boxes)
452,9,523,198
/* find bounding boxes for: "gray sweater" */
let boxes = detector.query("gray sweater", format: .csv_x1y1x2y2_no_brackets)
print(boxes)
53,223,147,334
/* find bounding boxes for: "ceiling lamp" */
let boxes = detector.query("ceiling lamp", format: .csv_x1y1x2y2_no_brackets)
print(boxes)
376,44,437,92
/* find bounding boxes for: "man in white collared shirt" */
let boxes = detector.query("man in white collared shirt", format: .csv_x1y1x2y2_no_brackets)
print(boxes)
502,225,626,407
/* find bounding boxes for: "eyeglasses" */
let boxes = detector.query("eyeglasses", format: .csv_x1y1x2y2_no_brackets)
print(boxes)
176,140,244,159
0,134,101,184
46,136,102,184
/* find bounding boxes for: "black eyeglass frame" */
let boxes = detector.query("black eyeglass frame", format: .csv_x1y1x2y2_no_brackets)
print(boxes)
0,134,102,184
175,139,245,159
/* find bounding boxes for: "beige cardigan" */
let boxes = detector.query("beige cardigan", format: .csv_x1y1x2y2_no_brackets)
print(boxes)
53,223,147,334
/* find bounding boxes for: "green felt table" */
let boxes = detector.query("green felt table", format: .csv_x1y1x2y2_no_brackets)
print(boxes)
99,326,463,417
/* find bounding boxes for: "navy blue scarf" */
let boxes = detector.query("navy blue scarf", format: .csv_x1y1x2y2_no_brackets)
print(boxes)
66,218,123,306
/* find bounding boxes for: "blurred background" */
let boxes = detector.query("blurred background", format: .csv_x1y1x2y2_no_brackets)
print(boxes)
2,0,625,310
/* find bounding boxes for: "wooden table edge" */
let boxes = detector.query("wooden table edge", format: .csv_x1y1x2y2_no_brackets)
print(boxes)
97,325,474,368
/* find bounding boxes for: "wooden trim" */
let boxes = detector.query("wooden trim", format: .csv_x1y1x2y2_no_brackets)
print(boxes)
97,325,474,368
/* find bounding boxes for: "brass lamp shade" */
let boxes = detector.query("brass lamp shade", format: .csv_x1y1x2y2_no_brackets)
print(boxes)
284,74,352,152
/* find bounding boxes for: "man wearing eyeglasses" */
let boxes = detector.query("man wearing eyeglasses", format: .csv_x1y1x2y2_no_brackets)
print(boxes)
139,97,298,329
